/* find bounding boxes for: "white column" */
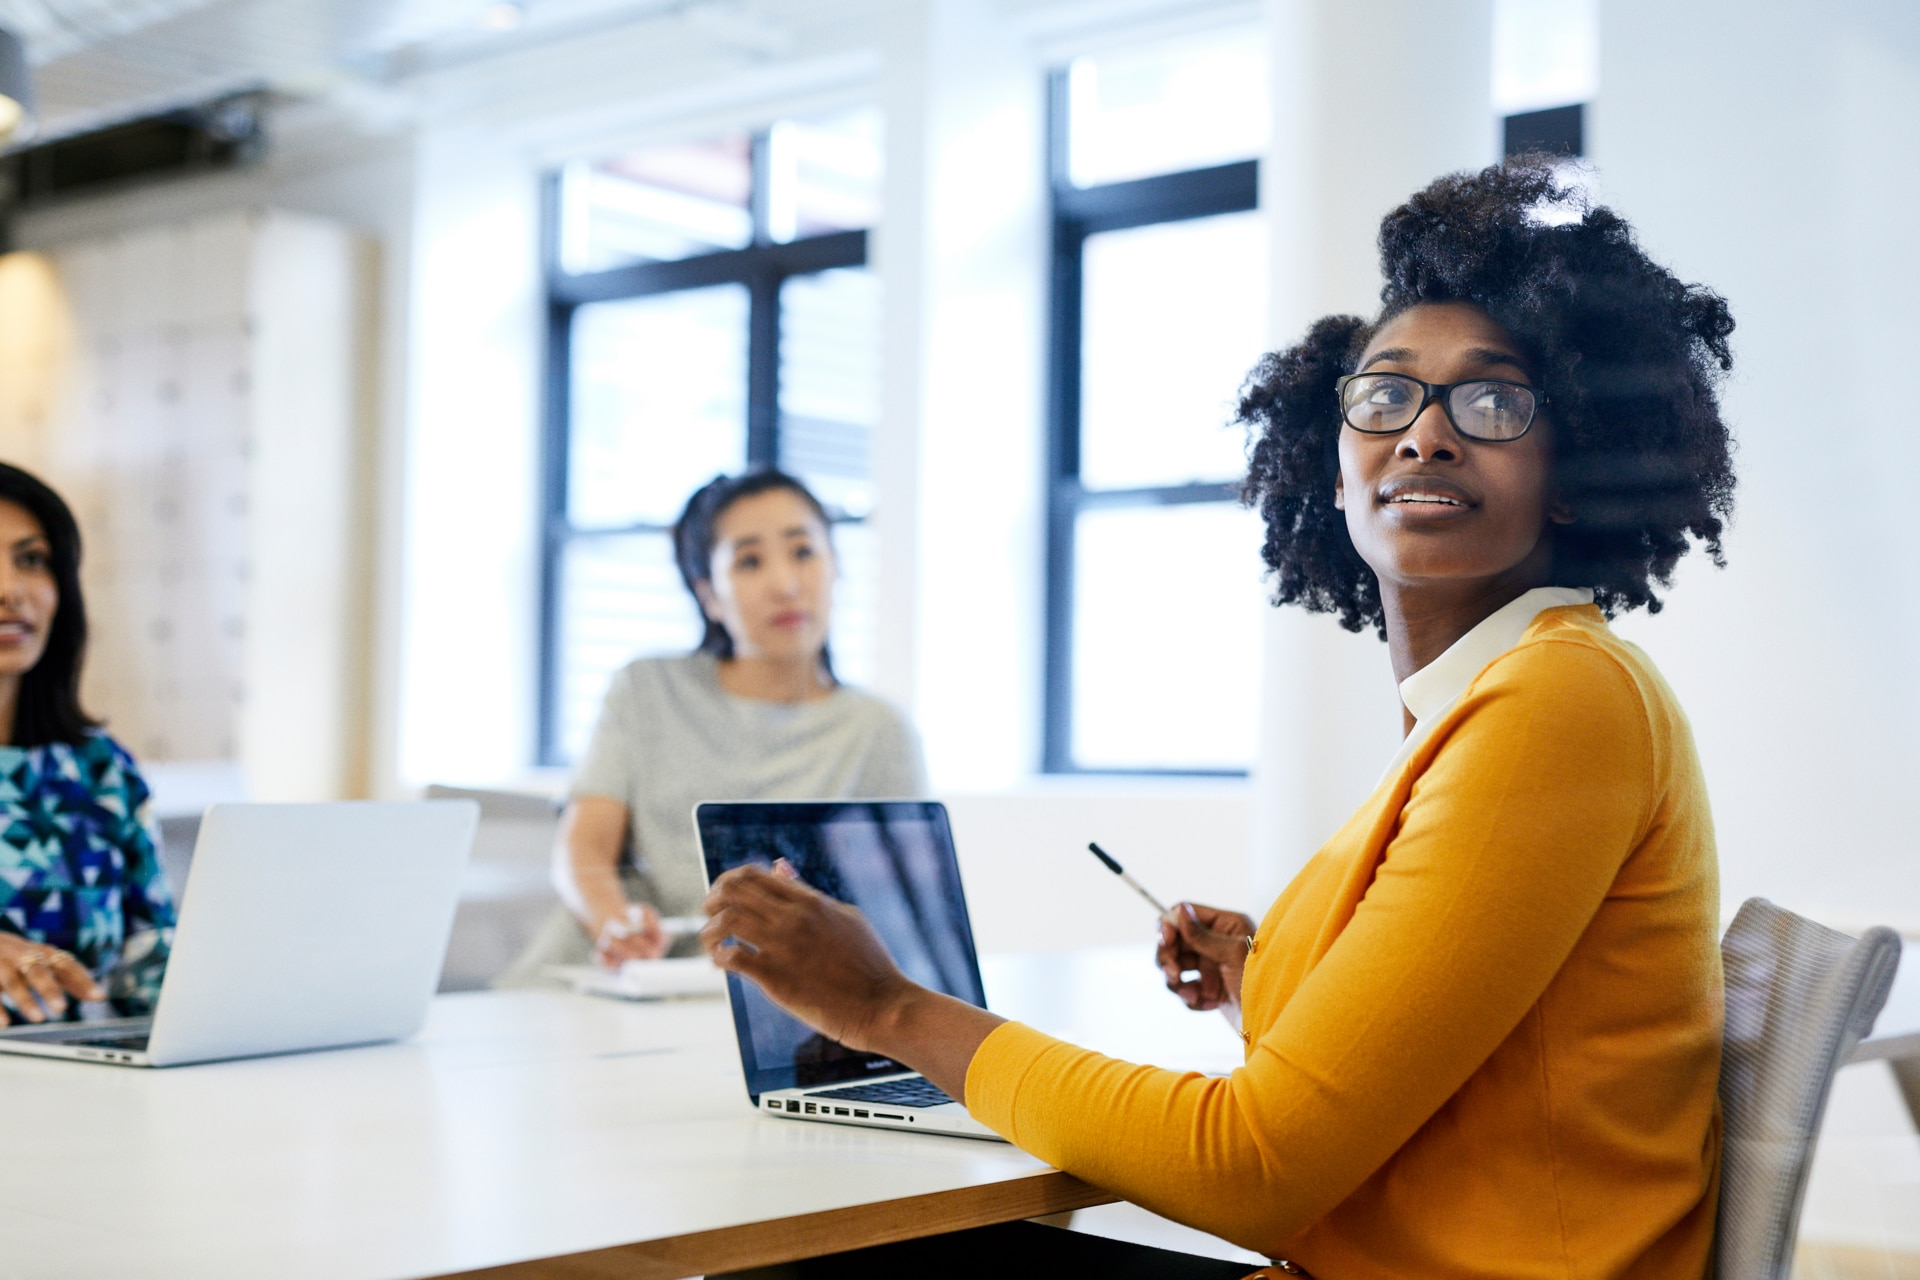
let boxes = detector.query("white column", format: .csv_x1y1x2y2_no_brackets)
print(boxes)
1251,0,1496,899
875,0,1048,789
243,212,367,801
394,124,545,789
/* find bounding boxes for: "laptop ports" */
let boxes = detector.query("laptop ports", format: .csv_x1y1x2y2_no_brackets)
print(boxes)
853,1109,869,1118
785,1100,801,1113
804,1103,817,1114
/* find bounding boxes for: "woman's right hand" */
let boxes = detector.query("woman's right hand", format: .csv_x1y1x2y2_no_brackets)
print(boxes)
1157,903,1258,1015
593,904,669,967
0,933,105,1025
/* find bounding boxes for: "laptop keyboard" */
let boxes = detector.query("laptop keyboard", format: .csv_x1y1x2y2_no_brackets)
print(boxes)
811,1077,955,1108
71,1033,152,1051
0,1024,151,1050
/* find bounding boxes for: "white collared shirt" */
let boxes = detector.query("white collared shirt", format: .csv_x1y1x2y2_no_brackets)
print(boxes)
1378,586,1597,784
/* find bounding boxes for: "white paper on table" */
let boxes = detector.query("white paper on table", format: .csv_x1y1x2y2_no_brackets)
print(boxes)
543,958,729,1001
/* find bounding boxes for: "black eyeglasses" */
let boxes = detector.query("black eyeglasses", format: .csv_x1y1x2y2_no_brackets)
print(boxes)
1335,372,1546,442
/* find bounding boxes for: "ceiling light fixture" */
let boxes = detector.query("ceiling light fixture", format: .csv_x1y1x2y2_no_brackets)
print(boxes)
0,25,35,147
480,2,525,33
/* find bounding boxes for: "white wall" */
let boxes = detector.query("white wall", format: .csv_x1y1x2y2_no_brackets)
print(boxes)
1594,0,1920,936
418,0,1261,938
6,206,372,800
18,0,1920,945
13,133,417,800
947,780,1253,952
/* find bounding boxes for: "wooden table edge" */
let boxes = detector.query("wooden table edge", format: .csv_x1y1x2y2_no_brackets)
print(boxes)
435,1170,1119,1280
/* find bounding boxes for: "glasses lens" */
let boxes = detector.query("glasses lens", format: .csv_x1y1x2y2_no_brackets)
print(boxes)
1447,381,1537,440
1341,374,1420,433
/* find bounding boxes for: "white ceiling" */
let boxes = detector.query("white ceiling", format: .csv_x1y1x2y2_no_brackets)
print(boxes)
0,0,1255,147
0,0,763,142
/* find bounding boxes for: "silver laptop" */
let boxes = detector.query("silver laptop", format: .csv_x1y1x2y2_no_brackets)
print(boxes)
695,800,1004,1141
0,800,478,1067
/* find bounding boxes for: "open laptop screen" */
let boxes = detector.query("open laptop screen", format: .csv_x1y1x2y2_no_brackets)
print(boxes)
695,801,987,1098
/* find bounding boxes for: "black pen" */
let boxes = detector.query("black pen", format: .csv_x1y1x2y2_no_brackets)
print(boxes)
1087,842,1174,918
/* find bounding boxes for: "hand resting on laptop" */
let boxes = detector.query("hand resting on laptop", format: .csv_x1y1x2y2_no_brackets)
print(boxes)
0,934,105,1025
701,860,1004,1107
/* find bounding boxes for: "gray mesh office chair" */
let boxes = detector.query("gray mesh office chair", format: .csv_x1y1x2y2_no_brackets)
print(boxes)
423,785,563,991
1715,898,1902,1280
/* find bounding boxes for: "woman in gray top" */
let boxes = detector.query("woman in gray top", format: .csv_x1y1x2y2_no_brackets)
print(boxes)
554,469,926,965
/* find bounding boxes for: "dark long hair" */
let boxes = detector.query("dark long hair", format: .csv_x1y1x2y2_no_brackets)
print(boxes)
0,463,99,745
671,468,837,668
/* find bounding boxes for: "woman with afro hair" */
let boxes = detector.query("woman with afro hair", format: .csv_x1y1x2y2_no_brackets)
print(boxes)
697,158,1736,1279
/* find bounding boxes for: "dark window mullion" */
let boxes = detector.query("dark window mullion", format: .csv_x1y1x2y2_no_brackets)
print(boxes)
549,231,867,306
747,264,781,468
1042,70,1258,775
541,128,872,766
1054,159,1258,233
1042,484,1082,776
538,292,576,766
1076,481,1241,510
1042,69,1084,775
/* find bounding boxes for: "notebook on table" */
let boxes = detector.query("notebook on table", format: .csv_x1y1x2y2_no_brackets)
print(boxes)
0,800,478,1068
694,799,1005,1141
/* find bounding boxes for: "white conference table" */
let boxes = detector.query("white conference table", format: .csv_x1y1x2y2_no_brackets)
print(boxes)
0,948,1245,1280
7,939,1911,1280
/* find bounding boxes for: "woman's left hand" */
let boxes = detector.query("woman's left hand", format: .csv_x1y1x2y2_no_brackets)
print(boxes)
699,861,912,1054
0,934,105,1025
1157,902,1258,1015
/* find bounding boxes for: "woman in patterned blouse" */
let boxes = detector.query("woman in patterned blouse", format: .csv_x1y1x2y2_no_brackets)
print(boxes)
0,462,174,1025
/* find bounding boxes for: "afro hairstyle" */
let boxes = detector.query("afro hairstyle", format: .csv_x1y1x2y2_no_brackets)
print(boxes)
1237,157,1737,637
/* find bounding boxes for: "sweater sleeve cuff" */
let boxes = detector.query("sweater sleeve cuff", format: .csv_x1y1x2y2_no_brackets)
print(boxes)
964,1020,1066,1141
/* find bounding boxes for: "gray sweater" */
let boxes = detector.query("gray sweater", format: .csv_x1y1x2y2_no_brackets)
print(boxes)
571,652,928,918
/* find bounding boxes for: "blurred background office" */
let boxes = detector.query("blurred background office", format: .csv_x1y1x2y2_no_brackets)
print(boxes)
0,0,1914,1270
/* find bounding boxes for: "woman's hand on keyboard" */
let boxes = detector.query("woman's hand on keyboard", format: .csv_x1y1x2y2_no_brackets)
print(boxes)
699,861,911,1053
699,861,1005,1105
0,935,105,1025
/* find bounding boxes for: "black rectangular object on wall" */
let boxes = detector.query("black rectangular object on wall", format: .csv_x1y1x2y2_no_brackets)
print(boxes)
1504,103,1584,158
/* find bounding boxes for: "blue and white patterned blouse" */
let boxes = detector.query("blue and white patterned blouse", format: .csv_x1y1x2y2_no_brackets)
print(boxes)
0,733,175,1016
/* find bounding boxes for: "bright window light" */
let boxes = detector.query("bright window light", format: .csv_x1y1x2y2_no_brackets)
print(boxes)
567,285,749,529
1080,210,1268,492
555,532,702,761
1067,27,1268,189
1071,502,1268,772
542,111,881,765
559,134,753,274
765,107,883,245
778,267,880,519
1493,0,1598,115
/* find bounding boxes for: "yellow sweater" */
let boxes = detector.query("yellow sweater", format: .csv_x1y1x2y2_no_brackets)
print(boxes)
967,606,1722,1278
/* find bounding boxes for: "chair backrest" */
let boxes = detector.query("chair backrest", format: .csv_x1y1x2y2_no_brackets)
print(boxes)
423,785,563,991
1715,897,1902,1280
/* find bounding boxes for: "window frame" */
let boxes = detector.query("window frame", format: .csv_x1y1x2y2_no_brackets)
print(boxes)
1041,69,1262,777
538,131,870,767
